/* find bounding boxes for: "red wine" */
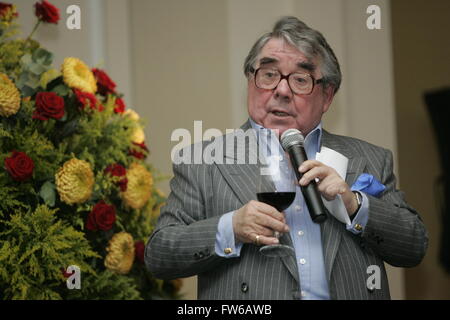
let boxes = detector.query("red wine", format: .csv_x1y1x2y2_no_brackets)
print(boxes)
257,192,296,212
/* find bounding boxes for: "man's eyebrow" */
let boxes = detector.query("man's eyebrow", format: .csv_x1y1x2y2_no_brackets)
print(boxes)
298,61,316,72
257,57,316,72
258,57,278,66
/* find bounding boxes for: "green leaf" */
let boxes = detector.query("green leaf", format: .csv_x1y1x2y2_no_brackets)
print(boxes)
60,118,79,138
20,53,32,66
52,84,70,96
21,85,36,97
28,62,47,76
32,48,53,66
39,181,56,207
24,73,41,89
16,71,29,89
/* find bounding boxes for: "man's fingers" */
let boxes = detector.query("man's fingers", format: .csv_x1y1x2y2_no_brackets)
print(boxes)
255,234,280,246
298,160,322,173
299,166,329,185
234,201,290,245
253,201,286,222
255,214,289,233
254,225,278,238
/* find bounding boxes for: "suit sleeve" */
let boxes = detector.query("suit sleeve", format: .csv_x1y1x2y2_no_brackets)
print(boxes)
144,160,231,280
362,149,428,267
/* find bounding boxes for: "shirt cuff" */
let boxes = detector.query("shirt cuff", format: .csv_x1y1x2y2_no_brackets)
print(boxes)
346,192,369,235
215,211,243,258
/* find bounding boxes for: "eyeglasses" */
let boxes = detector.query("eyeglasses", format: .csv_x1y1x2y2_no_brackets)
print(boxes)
253,68,324,95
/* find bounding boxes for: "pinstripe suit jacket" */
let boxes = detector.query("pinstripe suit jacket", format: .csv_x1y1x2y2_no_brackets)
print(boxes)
145,120,428,300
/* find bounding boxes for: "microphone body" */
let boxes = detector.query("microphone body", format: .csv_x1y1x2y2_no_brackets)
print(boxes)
281,129,327,223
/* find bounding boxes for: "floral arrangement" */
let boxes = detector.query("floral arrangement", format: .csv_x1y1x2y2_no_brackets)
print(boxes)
0,1,181,299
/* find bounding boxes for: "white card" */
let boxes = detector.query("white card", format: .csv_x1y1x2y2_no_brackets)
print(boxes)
316,147,351,225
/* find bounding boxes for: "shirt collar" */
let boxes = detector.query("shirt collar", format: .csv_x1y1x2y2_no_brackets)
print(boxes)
248,117,323,153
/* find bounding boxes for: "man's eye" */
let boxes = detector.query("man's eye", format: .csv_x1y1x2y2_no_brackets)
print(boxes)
263,72,276,78
293,77,307,84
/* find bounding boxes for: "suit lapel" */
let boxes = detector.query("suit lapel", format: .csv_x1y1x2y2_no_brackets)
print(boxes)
320,131,367,281
214,121,268,206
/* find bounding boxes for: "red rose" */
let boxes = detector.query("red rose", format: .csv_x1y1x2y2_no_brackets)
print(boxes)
105,164,128,191
117,178,128,192
33,92,65,120
0,2,17,19
128,149,145,159
132,141,149,152
34,0,60,24
86,201,116,231
114,98,126,114
4,151,34,182
104,163,126,177
74,89,101,111
128,142,148,159
92,68,116,96
134,241,145,264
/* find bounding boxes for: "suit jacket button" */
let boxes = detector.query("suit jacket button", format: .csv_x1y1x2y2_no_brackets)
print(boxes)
194,252,199,259
241,283,248,293
198,251,205,259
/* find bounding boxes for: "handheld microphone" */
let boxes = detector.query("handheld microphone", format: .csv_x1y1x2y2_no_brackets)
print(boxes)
280,128,327,223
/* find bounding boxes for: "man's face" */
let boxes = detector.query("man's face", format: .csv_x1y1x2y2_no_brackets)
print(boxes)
247,38,335,136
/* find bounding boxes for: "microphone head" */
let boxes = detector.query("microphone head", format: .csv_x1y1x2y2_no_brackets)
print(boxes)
280,128,305,150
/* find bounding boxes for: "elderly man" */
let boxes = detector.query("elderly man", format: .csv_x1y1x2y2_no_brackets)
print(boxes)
146,16,427,300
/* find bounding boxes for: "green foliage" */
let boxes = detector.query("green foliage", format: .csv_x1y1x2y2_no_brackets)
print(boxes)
0,3,181,300
0,205,99,299
65,270,142,300
16,47,53,97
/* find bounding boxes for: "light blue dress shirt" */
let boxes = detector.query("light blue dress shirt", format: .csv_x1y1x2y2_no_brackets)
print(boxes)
215,119,369,300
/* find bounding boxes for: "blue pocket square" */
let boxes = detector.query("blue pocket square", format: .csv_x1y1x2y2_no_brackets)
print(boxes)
351,173,385,197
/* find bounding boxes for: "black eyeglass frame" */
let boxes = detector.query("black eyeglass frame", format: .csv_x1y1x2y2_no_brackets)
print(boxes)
252,67,325,95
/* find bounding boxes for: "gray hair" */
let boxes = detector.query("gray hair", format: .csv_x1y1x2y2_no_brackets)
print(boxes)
244,16,342,93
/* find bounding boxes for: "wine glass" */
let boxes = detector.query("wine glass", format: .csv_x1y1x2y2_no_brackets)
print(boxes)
256,155,296,258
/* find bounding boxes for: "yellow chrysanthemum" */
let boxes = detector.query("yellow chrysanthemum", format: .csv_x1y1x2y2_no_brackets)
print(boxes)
0,73,21,117
40,68,61,89
121,163,153,209
61,57,97,93
55,158,94,205
104,232,135,274
124,109,140,121
131,126,145,144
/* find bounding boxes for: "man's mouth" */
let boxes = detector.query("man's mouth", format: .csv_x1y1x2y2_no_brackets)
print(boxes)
271,111,290,117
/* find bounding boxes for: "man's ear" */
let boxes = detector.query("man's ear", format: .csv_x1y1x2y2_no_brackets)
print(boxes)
321,85,335,114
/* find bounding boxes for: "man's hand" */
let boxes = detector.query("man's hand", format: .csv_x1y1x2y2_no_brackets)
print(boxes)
232,200,290,245
298,160,359,216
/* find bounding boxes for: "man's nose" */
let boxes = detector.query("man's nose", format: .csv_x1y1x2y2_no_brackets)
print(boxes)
274,78,293,101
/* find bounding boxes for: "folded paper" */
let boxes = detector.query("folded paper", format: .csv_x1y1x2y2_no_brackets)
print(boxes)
316,147,351,225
